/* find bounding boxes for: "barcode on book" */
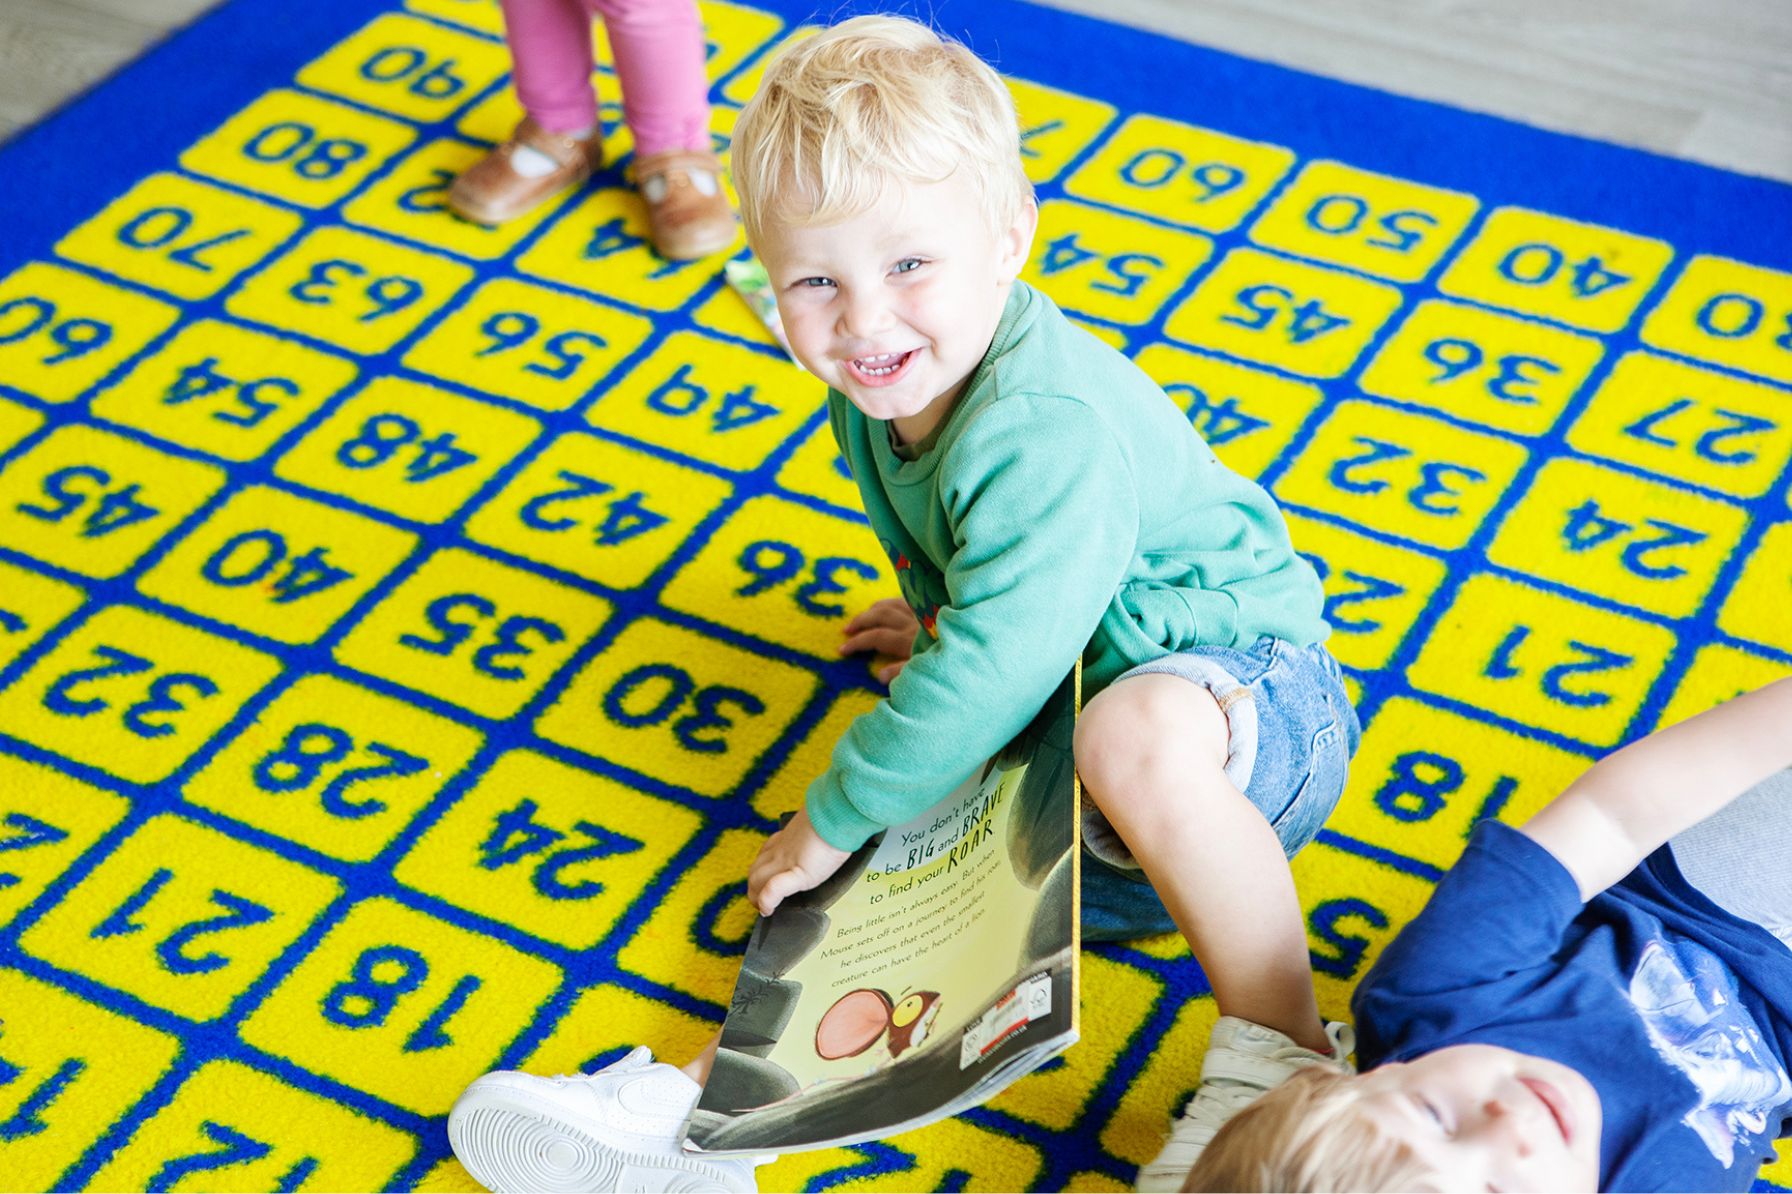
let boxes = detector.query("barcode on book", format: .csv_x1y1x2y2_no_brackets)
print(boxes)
959,972,1053,1069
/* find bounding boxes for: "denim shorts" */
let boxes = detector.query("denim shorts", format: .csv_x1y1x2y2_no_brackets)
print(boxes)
1080,636,1361,942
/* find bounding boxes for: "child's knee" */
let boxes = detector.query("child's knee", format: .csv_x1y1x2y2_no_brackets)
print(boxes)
1076,673,1228,802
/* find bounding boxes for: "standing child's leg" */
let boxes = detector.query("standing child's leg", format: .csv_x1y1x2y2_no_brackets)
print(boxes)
505,0,604,133
592,0,710,156
449,0,606,224
592,0,737,257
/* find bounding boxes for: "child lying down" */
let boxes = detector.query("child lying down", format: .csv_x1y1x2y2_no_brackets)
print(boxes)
1187,678,1792,1193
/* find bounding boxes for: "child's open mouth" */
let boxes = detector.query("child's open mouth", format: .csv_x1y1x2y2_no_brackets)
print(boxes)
848,349,917,386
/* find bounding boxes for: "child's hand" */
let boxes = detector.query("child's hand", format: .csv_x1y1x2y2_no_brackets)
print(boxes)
841,597,920,684
748,808,853,916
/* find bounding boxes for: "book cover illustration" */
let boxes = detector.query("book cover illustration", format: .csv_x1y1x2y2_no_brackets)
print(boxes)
685,670,1080,1154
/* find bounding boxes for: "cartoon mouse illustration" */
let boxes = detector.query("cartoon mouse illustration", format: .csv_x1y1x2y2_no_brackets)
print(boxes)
814,987,943,1062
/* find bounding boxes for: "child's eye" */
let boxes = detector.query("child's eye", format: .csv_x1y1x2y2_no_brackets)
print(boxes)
1410,1094,1450,1134
1421,1099,1452,1134
891,258,925,275
797,276,835,289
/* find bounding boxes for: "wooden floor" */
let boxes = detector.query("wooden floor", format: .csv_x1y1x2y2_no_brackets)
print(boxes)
2,0,1790,184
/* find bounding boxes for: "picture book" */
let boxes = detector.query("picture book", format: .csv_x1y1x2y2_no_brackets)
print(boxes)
684,670,1081,1155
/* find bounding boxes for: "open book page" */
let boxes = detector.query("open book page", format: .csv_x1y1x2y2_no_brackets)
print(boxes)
685,670,1080,1155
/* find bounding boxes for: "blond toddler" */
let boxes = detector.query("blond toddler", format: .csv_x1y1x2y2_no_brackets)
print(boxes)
447,16,1361,1191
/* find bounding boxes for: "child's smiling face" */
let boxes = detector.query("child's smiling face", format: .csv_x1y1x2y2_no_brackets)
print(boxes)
755,172,1036,444
1351,1044,1603,1191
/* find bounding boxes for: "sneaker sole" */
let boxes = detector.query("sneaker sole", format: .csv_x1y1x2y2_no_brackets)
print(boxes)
447,1091,741,1193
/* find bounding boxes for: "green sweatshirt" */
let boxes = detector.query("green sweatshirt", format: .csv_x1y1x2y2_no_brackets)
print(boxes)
804,281,1329,850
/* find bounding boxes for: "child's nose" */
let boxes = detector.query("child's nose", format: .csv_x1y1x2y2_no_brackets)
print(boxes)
1480,1096,1536,1158
839,290,892,339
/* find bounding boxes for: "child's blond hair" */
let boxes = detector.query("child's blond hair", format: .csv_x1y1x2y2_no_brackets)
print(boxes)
1183,1067,1444,1192
730,14,1033,245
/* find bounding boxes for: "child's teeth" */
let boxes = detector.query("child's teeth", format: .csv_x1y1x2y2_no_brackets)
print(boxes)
857,352,904,376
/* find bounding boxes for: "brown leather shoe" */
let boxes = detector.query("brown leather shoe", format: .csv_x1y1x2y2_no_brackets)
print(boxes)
448,118,604,225
632,149,739,260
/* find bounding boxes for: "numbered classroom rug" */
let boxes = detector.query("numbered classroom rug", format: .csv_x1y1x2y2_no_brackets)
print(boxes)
2,0,1791,1189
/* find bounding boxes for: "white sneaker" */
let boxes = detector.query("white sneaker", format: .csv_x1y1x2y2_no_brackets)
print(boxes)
447,1047,761,1193
1134,1018,1354,1192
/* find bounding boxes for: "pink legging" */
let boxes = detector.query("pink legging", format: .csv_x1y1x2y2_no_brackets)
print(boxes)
499,0,711,157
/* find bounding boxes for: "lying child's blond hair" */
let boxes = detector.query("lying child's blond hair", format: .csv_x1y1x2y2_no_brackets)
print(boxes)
1184,1068,1442,1192
730,14,1034,244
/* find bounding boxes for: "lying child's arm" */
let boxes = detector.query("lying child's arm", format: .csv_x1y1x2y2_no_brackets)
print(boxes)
1523,676,1792,900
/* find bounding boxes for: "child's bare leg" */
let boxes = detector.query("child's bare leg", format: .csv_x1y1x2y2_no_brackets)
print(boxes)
1076,673,1328,1053
682,1032,720,1084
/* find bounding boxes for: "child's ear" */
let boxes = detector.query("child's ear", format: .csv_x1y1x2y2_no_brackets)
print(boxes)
997,196,1039,283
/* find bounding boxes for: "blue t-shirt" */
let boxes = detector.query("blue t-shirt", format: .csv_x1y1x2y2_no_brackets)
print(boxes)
1354,821,1792,1191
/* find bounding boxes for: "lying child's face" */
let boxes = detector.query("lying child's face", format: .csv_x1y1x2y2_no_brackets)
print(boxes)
755,172,1035,442
1353,1044,1601,1191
